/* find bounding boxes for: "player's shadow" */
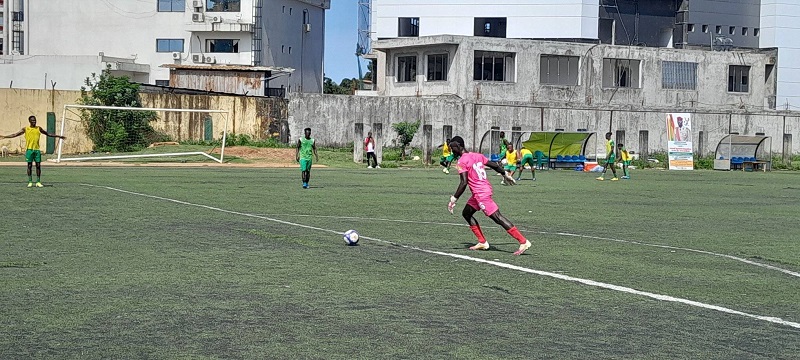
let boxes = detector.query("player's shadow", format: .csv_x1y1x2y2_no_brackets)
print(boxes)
457,242,519,254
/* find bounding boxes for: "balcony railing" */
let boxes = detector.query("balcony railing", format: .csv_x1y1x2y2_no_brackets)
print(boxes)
265,87,286,98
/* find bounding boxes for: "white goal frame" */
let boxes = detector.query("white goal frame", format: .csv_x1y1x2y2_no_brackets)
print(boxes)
55,104,229,163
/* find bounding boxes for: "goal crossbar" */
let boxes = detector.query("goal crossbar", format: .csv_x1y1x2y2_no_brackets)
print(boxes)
56,104,229,163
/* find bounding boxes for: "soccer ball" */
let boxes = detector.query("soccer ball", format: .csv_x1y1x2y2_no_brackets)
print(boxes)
343,229,359,246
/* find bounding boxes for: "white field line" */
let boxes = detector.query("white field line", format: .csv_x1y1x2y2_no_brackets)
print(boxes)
253,213,800,280
81,184,800,330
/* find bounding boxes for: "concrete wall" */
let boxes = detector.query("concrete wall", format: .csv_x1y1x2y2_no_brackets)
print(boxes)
373,36,777,110
0,89,288,154
289,93,800,160
686,0,761,48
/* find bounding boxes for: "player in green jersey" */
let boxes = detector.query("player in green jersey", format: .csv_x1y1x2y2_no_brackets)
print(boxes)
295,128,319,189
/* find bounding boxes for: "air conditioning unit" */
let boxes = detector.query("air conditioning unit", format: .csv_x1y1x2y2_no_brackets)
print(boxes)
204,56,216,64
192,13,204,22
172,52,182,60
212,16,222,23
193,0,203,8
192,54,202,63
303,24,311,33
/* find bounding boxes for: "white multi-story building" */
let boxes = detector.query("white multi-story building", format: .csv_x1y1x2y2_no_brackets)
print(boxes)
369,0,800,109
0,0,330,94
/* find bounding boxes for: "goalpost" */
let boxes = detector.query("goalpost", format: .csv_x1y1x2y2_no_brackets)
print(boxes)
55,104,229,163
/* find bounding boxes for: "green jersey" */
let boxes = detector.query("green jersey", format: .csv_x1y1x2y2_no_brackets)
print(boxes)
299,137,315,160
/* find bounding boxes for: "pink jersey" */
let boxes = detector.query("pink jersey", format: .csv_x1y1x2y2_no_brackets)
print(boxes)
457,152,493,198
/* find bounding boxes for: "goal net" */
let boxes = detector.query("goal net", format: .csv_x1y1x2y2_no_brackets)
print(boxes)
55,104,229,163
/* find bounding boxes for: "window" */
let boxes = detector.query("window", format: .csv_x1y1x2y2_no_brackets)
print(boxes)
474,18,506,38
742,27,748,36
702,25,708,33
662,61,697,90
398,18,419,37
728,65,750,93
397,56,417,82
540,55,579,85
158,0,185,12
288,46,292,54
602,58,641,88
754,28,760,36
426,54,448,81
155,80,170,87
474,51,515,82
688,24,695,32
303,10,309,24
729,26,735,35
156,39,184,52
715,26,722,34
206,39,239,53
206,0,240,12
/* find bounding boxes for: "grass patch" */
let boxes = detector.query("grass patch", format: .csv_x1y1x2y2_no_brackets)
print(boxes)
1,164,799,358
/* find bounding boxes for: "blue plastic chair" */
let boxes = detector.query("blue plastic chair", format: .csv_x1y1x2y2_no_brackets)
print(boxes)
571,155,579,162
557,155,564,161
579,155,586,162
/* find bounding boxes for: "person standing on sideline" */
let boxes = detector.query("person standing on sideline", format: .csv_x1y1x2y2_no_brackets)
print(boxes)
596,132,619,181
364,131,379,169
295,128,319,189
446,136,532,256
617,143,631,179
1,115,65,187
437,138,453,174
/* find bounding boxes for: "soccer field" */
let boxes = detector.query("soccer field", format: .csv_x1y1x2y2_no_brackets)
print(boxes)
1,165,799,359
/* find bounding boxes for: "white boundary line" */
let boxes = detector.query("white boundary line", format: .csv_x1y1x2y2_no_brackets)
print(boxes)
253,213,800,280
80,183,800,330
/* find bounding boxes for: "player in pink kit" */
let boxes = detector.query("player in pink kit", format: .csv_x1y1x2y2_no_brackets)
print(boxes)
446,136,532,255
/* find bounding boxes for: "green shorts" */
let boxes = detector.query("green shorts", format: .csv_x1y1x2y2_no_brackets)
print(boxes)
520,154,535,167
504,164,517,172
25,149,42,163
622,160,631,166
440,154,454,163
604,154,616,165
299,158,313,172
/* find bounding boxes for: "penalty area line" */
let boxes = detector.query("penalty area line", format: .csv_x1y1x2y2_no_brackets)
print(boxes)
82,183,800,330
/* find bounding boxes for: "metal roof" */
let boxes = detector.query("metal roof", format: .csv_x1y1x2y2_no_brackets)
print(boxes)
161,64,295,73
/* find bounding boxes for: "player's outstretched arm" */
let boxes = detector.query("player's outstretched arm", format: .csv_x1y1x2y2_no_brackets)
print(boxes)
1,128,25,139
39,127,65,139
486,160,516,185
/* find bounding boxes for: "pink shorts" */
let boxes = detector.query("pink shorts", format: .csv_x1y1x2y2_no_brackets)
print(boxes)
466,195,499,216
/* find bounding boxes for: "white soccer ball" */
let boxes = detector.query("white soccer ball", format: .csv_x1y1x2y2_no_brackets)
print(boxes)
501,158,508,165
343,229,359,246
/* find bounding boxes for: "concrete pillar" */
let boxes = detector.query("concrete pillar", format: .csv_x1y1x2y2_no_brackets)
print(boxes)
511,126,522,148
354,122,364,163
372,122,383,165
442,125,453,144
423,124,433,165
490,126,500,156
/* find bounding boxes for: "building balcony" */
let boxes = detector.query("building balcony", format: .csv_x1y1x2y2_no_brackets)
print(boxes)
12,11,22,22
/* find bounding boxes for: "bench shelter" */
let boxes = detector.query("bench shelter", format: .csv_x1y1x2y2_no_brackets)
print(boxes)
713,134,772,171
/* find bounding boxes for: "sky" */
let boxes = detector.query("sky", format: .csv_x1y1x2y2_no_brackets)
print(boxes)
324,0,364,83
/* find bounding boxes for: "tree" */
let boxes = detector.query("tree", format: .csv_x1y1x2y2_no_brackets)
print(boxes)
78,65,160,152
392,120,420,160
323,77,359,95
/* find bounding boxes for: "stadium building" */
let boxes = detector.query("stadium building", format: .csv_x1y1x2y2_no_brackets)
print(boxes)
0,0,330,94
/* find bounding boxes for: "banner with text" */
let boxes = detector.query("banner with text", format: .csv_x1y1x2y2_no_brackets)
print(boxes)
666,113,694,170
